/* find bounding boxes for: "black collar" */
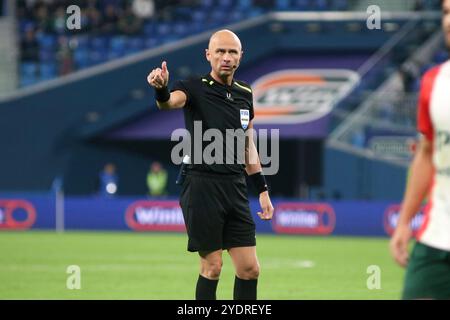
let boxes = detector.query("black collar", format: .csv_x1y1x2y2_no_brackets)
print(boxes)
205,73,234,89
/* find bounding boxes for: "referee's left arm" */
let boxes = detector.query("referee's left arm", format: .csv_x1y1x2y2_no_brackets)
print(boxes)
245,121,262,175
245,121,274,220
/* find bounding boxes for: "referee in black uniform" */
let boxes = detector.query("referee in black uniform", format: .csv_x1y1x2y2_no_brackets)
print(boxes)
147,29,274,300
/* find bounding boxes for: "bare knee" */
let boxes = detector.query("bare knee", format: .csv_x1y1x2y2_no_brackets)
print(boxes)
200,257,223,279
237,263,260,280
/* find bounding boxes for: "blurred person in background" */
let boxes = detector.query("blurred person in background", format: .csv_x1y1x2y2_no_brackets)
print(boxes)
132,0,155,19
390,0,450,300
146,161,168,197
20,27,39,62
86,5,103,34
52,5,68,34
56,35,74,75
98,163,119,197
118,4,143,35
35,4,53,33
101,3,120,34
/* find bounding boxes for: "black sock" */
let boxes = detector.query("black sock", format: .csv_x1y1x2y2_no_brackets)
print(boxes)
196,274,219,300
233,276,257,300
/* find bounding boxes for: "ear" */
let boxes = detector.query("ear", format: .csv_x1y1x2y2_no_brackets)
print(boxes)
205,48,210,62
237,50,243,66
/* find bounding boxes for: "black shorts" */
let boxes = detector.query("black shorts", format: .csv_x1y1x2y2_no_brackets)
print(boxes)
179,171,256,252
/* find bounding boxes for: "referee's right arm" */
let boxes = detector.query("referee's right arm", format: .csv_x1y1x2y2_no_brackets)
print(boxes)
147,61,187,109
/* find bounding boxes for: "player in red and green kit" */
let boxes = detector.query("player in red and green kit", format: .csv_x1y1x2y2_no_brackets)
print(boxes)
390,0,450,300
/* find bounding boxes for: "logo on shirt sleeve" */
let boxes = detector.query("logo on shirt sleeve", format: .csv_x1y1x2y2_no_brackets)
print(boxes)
240,109,250,129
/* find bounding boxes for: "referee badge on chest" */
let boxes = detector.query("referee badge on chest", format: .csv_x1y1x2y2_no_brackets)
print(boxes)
240,109,250,129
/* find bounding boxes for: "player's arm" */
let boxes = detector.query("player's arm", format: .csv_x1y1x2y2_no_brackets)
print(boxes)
147,61,187,109
398,136,433,226
245,120,274,220
390,135,433,267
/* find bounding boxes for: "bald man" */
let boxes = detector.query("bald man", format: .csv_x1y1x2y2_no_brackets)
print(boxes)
147,29,274,300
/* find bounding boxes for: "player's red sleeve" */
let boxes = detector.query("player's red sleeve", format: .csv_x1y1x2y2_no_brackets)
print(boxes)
417,66,440,142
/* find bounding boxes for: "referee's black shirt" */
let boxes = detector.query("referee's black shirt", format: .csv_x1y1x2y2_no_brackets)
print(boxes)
172,73,254,175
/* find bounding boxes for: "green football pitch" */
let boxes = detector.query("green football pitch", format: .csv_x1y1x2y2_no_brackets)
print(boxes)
0,231,406,299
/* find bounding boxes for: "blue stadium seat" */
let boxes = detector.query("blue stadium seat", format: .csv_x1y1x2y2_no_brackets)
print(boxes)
237,0,252,10
73,48,90,69
192,10,207,23
293,0,312,10
39,62,57,80
230,11,244,22
20,75,38,87
156,23,171,36
210,10,227,24
314,0,329,11
218,0,234,9
70,35,89,52
19,20,34,33
172,23,187,37
39,48,55,63
332,0,348,10
89,49,108,65
128,37,145,51
173,7,193,21
109,36,127,52
143,22,155,36
21,62,38,76
144,38,158,49
276,0,292,10
38,34,57,49
200,0,214,8
90,36,109,50
189,22,204,34
246,8,264,18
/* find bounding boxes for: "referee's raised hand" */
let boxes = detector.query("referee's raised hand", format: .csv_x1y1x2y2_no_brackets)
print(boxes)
147,61,169,89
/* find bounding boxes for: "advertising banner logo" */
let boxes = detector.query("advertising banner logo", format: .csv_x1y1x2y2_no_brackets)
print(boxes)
252,69,360,124
383,204,424,236
272,203,335,235
125,201,185,232
0,199,36,230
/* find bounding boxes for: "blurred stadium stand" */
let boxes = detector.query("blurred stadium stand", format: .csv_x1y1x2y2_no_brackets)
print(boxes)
14,0,355,87
0,0,445,200
353,0,442,11
12,0,442,88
